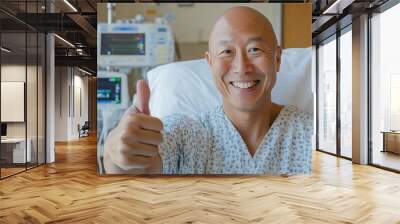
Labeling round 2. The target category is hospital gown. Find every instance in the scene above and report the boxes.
[159,105,313,175]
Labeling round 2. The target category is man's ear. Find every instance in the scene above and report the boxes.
[275,46,282,72]
[205,51,212,66]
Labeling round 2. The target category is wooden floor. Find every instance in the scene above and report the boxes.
[1,167,26,178]
[1,135,400,223]
[373,150,400,171]
[1,163,45,178]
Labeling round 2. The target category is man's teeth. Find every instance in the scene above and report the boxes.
[231,81,258,89]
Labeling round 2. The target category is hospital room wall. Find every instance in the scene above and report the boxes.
[97,3,283,61]
[54,67,89,141]
[282,4,312,49]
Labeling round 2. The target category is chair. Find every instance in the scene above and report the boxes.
[78,121,90,138]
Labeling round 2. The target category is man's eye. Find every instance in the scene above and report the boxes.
[248,48,261,53]
[219,49,232,55]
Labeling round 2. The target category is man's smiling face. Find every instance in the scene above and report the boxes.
[206,7,282,112]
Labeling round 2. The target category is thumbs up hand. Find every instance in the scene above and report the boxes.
[134,79,151,115]
[104,80,163,174]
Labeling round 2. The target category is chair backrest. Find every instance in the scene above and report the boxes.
[82,121,90,129]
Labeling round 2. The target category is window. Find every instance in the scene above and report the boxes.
[371,2,400,171]
[340,29,352,158]
[317,36,337,155]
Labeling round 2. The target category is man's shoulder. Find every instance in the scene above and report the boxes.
[280,105,312,128]
[282,105,311,118]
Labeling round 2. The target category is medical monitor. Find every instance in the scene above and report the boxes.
[97,23,174,67]
[100,33,145,55]
[98,77,122,104]
[97,71,129,110]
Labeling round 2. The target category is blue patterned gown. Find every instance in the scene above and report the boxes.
[158,105,313,175]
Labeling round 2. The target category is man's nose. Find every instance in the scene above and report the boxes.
[233,51,253,75]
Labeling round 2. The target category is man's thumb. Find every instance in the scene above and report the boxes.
[135,80,150,115]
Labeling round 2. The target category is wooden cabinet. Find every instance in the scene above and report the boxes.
[382,132,400,154]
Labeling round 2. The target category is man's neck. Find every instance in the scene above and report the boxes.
[222,99,279,157]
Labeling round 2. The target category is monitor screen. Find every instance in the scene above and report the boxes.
[1,123,7,137]
[97,77,122,104]
[100,33,145,55]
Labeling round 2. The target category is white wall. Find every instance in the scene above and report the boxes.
[1,65,26,81]
[54,67,89,141]
[55,67,68,141]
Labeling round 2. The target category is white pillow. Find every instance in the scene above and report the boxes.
[148,48,312,118]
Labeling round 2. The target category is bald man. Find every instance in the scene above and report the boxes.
[103,6,313,174]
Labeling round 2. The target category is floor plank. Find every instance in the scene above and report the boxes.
[0,135,400,223]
